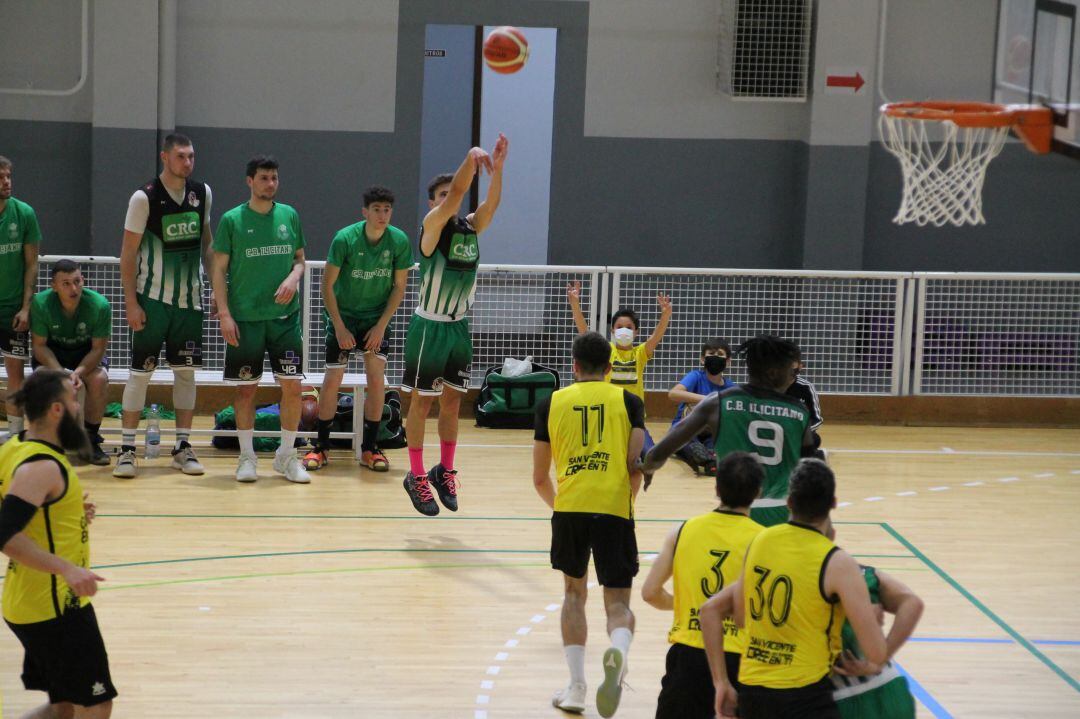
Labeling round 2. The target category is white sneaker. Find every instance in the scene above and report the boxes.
[236,453,258,483]
[170,444,205,475]
[113,449,138,479]
[273,452,311,484]
[596,648,626,718]
[552,682,586,714]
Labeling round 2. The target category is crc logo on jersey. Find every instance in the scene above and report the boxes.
[76,322,87,334]
[277,224,290,241]
[449,233,478,262]
[381,250,390,261]
[142,356,158,371]
[7,222,17,239]
[162,211,201,245]
[350,268,391,280]
[238,365,254,381]
[187,191,200,208]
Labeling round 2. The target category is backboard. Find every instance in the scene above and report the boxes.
[995,0,1079,157]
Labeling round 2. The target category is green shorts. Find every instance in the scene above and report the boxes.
[324,313,391,368]
[749,503,790,528]
[0,306,30,361]
[399,314,472,395]
[130,294,204,372]
[223,312,303,384]
[836,675,915,719]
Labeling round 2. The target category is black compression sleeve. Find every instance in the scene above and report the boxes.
[0,494,38,550]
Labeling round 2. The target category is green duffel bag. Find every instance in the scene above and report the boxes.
[475,363,560,429]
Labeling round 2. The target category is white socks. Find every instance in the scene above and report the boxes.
[239,429,255,457]
[610,627,633,658]
[279,430,297,456]
[564,644,586,685]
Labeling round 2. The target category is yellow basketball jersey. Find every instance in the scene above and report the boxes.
[738,522,844,689]
[548,381,635,519]
[0,436,92,624]
[606,342,649,401]
[669,510,764,651]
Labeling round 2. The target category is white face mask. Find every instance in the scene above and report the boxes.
[612,327,634,347]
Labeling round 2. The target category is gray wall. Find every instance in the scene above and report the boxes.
[0,0,1077,271]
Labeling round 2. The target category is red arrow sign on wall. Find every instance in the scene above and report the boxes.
[826,72,865,92]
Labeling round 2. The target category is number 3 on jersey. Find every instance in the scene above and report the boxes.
[748,420,784,465]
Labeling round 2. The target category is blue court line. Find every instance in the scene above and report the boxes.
[895,660,954,719]
[910,637,1080,647]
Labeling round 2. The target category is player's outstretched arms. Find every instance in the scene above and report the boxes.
[643,394,719,480]
[566,281,589,334]
[827,550,887,668]
[644,292,673,356]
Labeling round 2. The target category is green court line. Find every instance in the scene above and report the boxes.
[93,547,915,571]
[97,560,551,592]
[95,512,878,525]
[882,522,1080,694]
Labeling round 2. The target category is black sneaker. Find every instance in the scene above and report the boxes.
[427,463,459,512]
[87,443,111,466]
[403,472,439,516]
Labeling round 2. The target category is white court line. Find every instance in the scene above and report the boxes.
[929,486,950,492]
[530,615,546,624]
[475,711,488,719]
[1072,469,1080,475]
[481,680,494,690]
[504,639,518,648]
[865,496,884,502]
[486,666,500,676]
[545,603,561,612]
[457,444,1080,457]
[476,695,490,705]
[999,477,1020,483]
[516,627,531,636]
[837,501,853,508]
[896,491,917,497]
[495,652,509,661]
[963,481,985,487]
[1034,472,1055,478]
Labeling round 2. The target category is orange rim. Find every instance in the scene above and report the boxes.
[881,101,1054,153]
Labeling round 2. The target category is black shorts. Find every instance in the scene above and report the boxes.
[0,323,30,361]
[739,676,839,719]
[656,644,741,719]
[550,511,638,588]
[31,347,109,373]
[5,604,118,707]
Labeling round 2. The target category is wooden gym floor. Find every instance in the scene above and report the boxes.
[1,421,1078,718]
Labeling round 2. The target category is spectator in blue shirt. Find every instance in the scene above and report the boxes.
[667,338,734,475]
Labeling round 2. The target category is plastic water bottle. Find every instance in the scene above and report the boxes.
[145,404,161,459]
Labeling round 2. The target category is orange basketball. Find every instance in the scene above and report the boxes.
[483,26,529,74]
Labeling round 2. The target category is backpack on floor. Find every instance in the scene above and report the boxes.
[328,389,406,449]
[475,363,560,430]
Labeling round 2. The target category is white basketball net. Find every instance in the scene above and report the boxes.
[879,114,1010,227]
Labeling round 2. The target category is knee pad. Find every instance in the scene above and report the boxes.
[172,368,197,411]
[122,371,152,413]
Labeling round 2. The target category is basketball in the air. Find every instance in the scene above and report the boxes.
[483,26,529,74]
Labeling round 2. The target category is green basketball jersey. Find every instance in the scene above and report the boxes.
[0,198,42,311]
[326,221,412,320]
[213,202,305,322]
[831,566,916,718]
[134,178,208,311]
[29,288,111,352]
[714,384,810,500]
[416,216,478,322]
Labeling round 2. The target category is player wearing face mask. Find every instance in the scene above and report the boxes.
[667,338,735,476]
[567,285,673,455]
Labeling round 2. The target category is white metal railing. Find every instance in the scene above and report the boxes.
[25,257,1080,398]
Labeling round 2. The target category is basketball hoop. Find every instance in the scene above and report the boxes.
[879,101,1054,227]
